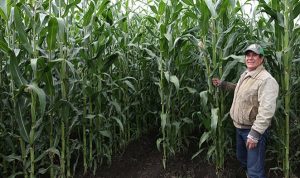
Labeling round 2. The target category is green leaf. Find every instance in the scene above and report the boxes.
[99,130,112,139]
[65,60,75,76]
[183,10,198,19]
[110,100,121,113]
[198,0,210,35]
[207,145,216,159]
[9,54,27,87]
[2,154,22,162]
[170,75,180,91]
[149,5,157,14]
[0,0,9,20]
[15,97,29,143]
[181,0,194,6]
[211,108,219,131]
[199,90,208,106]
[158,1,166,15]
[101,53,119,72]
[223,54,244,63]
[167,74,180,90]
[182,117,193,124]
[112,116,124,132]
[221,60,239,81]
[145,25,159,38]
[57,17,66,42]
[14,7,32,54]
[123,80,136,92]
[161,113,167,130]
[97,0,110,16]
[62,0,81,17]
[259,2,284,27]
[143,48,157,58]
[293,58,300,63]
[191,148,204,160]
[172,121,180,136]
[85,114,96,119]
[26,83,46,117]
[291,1,300,20]
[0,36,11,54]
[185,87,197,94]
[83,2,95,26]
[199,131,210,148]
[35,148,60,162]
[30,58,38,77]
[205,0,217,18]
[7,172,23,178]
[47,17,58,50]
[156,138,164,151]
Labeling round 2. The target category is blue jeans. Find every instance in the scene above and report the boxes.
[236,128,268,178]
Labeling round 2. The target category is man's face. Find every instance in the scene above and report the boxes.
[245,51,263,71]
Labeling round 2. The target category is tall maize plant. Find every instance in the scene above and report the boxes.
[258,0,300,176]
[191,0,248,174]
[0,1,48,178]
[0,0,299,177]
[144,0,203,168]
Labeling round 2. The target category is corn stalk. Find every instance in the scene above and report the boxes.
[282,0,291,176]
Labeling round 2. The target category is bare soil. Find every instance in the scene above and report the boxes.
[77,130,298,178]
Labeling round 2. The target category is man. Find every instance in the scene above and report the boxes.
[212,44,279,178]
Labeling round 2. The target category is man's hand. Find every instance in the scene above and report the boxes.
[246,138,257,150]
[212,78,221,87]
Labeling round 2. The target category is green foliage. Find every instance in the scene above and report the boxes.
[0,0,299,177]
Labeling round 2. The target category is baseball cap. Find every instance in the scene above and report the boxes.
[244,44,264,56]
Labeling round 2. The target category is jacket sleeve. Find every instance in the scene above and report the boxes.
[249,77,279,140]
[219,81,236,91]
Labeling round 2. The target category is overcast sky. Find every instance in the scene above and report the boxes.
[110,0,258,17]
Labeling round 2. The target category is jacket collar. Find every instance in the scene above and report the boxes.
[244,65,265,79]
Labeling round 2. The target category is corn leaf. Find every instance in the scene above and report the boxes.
[291,1,300,20]
[181,0,194,6]
[47,17,58,50]
[199,131,210,148]
[26,83,46,117]
[158,1,166,15]
[62,0,81,17]
[100,53,119,72]
[156,138,164,151]
[99,130,112,139]
[211,108,219,131]
[9,55,27,87]
[199,90,208,106]
[83,2,94,27]
[0,0,9,21]
[161,113,167,130]
[97,0,110,16]
[112,116,124,132]
[15,97,29,143]
[204,0,217,18]
[57,17,66,42]
[35,147,60,162]
[0,36,11,54]
[221,60,239,81]
[14,7,32,54]
[170,75,180,91]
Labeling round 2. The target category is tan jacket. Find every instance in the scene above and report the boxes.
[229,65,279,138]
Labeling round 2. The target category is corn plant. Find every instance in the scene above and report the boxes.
[258,0,300,176]
[0,0,299,177]
[191,0,242,174]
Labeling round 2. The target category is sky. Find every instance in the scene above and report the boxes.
[110,0,299,25]
[110,0,258,16]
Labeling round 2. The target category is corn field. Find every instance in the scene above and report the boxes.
[0,0,299,177]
